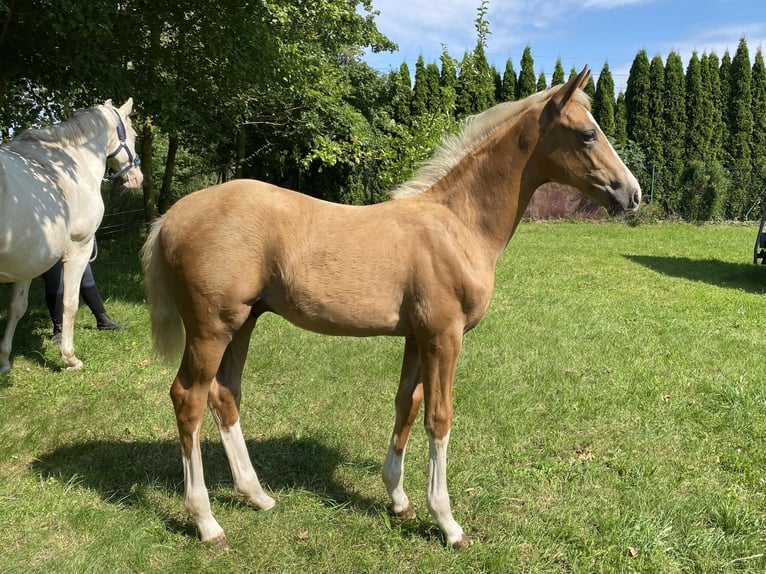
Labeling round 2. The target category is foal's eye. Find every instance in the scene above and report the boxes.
[582,129,597,144]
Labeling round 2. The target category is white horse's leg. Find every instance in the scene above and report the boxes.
[59,243,92,370]
[0,280,31,372]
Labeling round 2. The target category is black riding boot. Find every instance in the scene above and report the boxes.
[96,313,129,331]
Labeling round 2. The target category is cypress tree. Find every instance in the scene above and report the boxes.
[473,41,496,111]
[425,62,442,114]
[499,58,517,101]
[704,52,725,163]
[537,71,547,91]
[391,63,412,125]
[646,54,666,207]
[456,51,476,118]
[727,37,753,218]
[517,46,536,98]
[685,52,709,161]
[439,47,458,116]
[719,50,732,163]
[411,55,429,117]
[614,91,628,146]
[662,51,686,213]
[752,48,766,197]
[625,50,652,154]
[592,62,616,138]
[552,58,565,86]
[584,75,596,99]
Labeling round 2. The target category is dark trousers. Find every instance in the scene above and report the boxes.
[42,261,106,331]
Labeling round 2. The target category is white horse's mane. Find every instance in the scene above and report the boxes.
[9,106,114,150]
[392,84,591,199]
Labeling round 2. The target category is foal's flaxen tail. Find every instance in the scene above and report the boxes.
[141,217,185,362]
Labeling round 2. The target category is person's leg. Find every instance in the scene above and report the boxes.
[79,263,128,331]
[42,261,64,340]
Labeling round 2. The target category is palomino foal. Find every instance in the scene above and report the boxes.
[141,68,640,549]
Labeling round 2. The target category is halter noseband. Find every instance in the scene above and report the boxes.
[104,109,141,181]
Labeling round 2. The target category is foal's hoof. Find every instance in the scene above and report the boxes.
[450,534,472,550]
[394,505,416,520]
[207,534,230,551]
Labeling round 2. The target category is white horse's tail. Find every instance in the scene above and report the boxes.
[141,217,185,362]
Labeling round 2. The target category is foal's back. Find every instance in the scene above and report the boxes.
[159,179,494,337]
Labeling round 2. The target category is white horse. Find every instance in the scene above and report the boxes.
[0,99,143,372]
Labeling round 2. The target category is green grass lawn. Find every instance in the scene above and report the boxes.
[1,221,766,573]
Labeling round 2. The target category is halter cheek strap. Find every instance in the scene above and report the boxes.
[104,109,141,181]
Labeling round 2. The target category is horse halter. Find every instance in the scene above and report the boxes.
[104,109,141,180]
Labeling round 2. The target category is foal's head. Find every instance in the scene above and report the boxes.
[535,67,641,214]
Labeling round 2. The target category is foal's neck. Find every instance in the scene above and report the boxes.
[429,112,540,258]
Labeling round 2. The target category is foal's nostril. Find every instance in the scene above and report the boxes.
[632,189,642,207]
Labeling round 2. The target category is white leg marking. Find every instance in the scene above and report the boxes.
[220,421,275,510]
[426,431,466,546]
[382,435,411,514]
[184,428,225,543]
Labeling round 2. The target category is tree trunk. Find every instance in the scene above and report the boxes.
[141,115,155,221]
[158,133,178,214]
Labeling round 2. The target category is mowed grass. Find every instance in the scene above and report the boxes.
[1,221,766,573]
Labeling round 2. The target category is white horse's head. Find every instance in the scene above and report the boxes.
[105,98,143,189]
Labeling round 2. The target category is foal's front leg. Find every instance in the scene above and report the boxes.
[383,337,423,519]
[420,327,470,548]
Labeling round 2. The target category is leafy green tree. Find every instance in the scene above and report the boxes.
[592,63,616,138]
[679,161,728,221]
[517,46,537,98]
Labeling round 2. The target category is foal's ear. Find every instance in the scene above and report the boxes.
[550,65,590,112]
[118,97,134,115]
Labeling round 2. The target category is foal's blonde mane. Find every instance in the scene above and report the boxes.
[10,105,116,150]
[392,83,591,199]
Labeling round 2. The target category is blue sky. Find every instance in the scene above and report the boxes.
[363,0,766,93]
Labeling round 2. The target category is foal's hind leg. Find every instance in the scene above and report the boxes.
[0,280,31,372]
[208,315,275,511]
[383,336,423,519]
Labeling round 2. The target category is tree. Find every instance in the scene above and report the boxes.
[727,37,753,218]
[592,62,616,138]
[646,54,665,208]
[411,55,430,117]
[752,48,766,198]
[625,50,653,196]
[439,47,458,115]
[662,51,686,214]
[685,52,708,161]
[537,72,547,91]
[499,58,517,101]
[517,46,537,98]
[703,52,725,163]
[614,91,628,146]
[552,59,565,86]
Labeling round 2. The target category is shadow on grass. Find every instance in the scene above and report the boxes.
[625,254,766,294]
[31,435,383,539]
